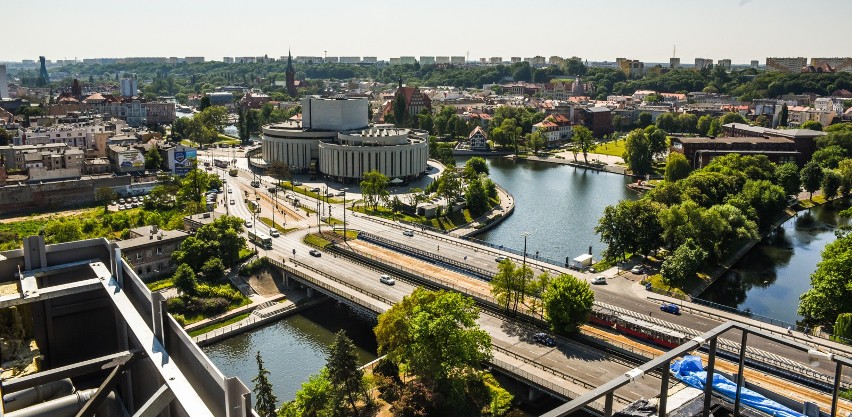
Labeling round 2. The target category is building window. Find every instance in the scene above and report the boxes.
[146,266,152,274]
[137,268,142,275]
[136,253,142,260]
[156,247,163,255]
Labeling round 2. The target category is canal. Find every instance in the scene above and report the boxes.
[700,198,851,325]
[202,300,378,404]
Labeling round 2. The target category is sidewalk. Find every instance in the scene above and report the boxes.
[451,184,515,237]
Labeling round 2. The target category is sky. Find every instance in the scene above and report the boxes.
[5,0,852,64]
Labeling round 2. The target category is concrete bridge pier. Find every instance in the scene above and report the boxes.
[306,287,315,298]
[528,386,544,402]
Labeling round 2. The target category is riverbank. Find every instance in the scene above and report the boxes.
[518,153,630,176]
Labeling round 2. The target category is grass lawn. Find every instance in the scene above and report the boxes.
[259,217,298,234]
[304,233,333,248]
[147,277,175,292]
[646,273,689,300]
[593,140,627,158]
[279,181,343,204]
[187,312,251,337]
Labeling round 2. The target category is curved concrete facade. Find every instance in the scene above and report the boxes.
[260,97,429,180]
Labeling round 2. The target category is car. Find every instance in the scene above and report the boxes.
[119,198,125,204]
[335,191,346,196]
[230,200,235,205]
[227,189,233,194]
[403,230,414,237]
[532,332,556,347]
[630,265,645,274]
[244,220,253,228]
[292,181,302,186]
[269,228,280,237]
[310,187,321,192]
[592,276,607,285]
[660,303,681,315]
[495,255,508,262]
[379,274,395,285]
[309,249,321,257]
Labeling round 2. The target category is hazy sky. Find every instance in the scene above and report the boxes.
[6,0,852,64]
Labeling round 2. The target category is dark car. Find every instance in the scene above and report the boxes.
[660,303,680,315]
[309,249,321,257]
[532,332,556,347]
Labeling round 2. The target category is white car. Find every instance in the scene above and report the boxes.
[227,189,233,194]
[244,220,253,228]
[403,230,414,237]
[379,274,395,285]
[630,265,644,274]
[592,276,607,285]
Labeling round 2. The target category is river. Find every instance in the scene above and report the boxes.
[458,156,638,262]
[202,300,378,404]
[700,198,850,325]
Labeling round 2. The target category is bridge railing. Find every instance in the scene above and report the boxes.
[358,231,494,280]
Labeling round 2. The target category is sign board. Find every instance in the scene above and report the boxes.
[174,148,197,175]
[117,150,144,169]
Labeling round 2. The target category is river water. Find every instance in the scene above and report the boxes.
[202,300,378,404]
[700,198,850,324]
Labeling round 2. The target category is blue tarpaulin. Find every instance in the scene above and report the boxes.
[670,355,803,417]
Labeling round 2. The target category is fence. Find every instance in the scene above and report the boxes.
[193,303,298,346]
[358,231,494,280]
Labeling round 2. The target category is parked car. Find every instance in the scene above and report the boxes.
[630,265,644,274]
[379,274,395,285]
[660,303,681,315]
[532,332,556,347]
[403,230,414,237]
[592,276,607,285]
[309,249,321,257]
[495,255,508,262]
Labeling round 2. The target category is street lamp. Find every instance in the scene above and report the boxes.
[519,231,531,315]
[316,200,321,233]
[342,188,348,241]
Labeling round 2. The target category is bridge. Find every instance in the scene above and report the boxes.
[214,159,852,416]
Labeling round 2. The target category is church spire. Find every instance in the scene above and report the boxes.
[286,49,296,97]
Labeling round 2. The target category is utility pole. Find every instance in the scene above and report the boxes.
[342,189,347,241]
[517,232,531,315]
[316,200,321,233]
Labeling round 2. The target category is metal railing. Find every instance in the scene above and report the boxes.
[358,231,494,280]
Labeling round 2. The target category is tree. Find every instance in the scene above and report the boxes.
[281,368,334,417]
[572,125,595,164]
[779,103,788,127]
[0,128,12,146]
[491,259,518,313]
[834,313,852,343]
[512,64,532,82]
[707,118,722,137]
[326,330,369,416]
[801,120,822,131]
[811,145,846,170]
[800,161,824,198]
[645,125,668,158]
[173,263,197,295]
[463,156,489,179]
[660,238,707,288]
[252,352,278,417]
[838,159,852,195]
[720,112,748,125]
[528,130,545,154]
[95,187,117,212]
[200,257,226,281]
[696,115,713,136]
[754,115,771,128]
[732,179,787,226]
[664,153,691,182]
[392,93,407,127]
[799,231,852,326]
[436,169,462,211]
[198,96,211,111]
[542,274,594,335]
[622,129,653,175]
[676,113,698,134]
[465,176,489,216]
[42,220,83,244]
[374,288,491,385]
[144,146,162,170]
[821,169,842,199]
[360,170,390,211]
[638,112,653,128]
[656,113,677,132]
[775,163,801,197]
[266,161,292,180]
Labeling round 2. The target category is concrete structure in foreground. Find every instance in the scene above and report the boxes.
[261,95,429,181]
[0,236,253,416]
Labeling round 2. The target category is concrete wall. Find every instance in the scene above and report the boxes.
[0,175,131,215]
[301,97,368,131]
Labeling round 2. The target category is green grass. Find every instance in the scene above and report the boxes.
[593,140,626,158]
[147,277,175,292]
[187,312,251,337]
[279,182,343,204]
[0,218,51,250]
[259,217,298,234]
[238,248,254,261]
[645,273,689,300]
[325,217,343,226]
[304,233,332,248]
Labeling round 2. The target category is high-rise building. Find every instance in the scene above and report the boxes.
[717,59,731,70]
[694,58,713,69]
[669,58,681,68]
[420,56,435,65]
[766,57,807,73]
[39,56,50,85]
[0,64,8,99]
[751,60,760,69]
[120,78,138,97]
[810,57,852,73]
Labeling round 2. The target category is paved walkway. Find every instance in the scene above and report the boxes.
[450,185,514,237]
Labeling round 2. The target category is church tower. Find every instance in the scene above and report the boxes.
[286,50,296,97]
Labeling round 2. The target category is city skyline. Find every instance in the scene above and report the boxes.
[5,0,852,64]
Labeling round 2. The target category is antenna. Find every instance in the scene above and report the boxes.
[672,45,676,58]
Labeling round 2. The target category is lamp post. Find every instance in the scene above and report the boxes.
[518,231,531,315]
[316,200,321,233]
[342,188,347,241]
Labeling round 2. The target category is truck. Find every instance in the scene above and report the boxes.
[269,228,280,238]
[248,230,272,249]
[569,254,593,270]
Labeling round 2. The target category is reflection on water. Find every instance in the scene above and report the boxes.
[458,157,637,262]
[203,300,377,403]
[701,199,851,323]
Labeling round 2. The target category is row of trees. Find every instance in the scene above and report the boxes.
[491,259,595,334]
[171,105,228,144]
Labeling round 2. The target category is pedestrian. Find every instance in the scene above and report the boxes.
[464,255,467,261]
[787,326,793,336]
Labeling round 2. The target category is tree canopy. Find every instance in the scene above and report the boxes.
[542,274,595,334]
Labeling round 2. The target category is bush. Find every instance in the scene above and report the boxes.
[166,297,185,312]
[239,257,267,276]
[198,297,229,316]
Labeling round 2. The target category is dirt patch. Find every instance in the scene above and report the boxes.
[246,266,284,297]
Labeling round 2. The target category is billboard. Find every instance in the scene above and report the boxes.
[174,148,197,175]
[117,150,145,170]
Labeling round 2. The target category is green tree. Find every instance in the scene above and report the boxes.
[200,257,226,281]
[491,259,518,313]
[374,288,491,386]
[252,352,278,417]
[676,113,698,134]
[833,313,852,343]
[436,169,462,211]
[696,115,713,136]
[199,96,211,111]
[800,161,824,198]
[731,179,787,226]
[463,156,489,179]
[779,103,788,127]
[707,118,722,137]
[811,145,846,170]
[801,120,822,131]
[393,93,407,127]
[173,263,197,295]
[645,125,668,158]
[622,129,653,175]
[660,238,707,288]
[144,146,162,170]
[775,163,801,197]
[720,112,748,125]
[464,176,489,216]
[266,161,292,180]
[821,169,842,199]
[280,368,334,417]
[360,170,390,211]
[542,274,594,335]
[42,220,83,244]
[326,330,369,416]
[572,125,596,164]
[638,112,653,128]
[838,159,852,195]
[0,128,12,146]
[95,187,117,213]
[799,231,852,326]
[528,130,545,154]
[655,113,676,132]
[664,153,691,182]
